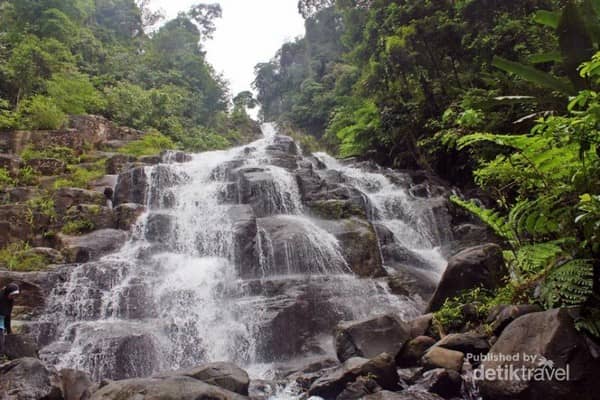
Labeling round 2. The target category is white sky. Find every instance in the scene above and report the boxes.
[150,0,306,97]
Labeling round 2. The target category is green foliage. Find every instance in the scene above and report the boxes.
[17,96,66,129]
[16,166,38,186]
[117,131,176,157]
[20,146,79,164]
[0,168,15,187]
[62,219,94,235]
[0,241,47,271]
[540,259,595,308]
[433,288,495,333]
[26,195,57,222]
[46,72,106,114]
[53,162,105,189]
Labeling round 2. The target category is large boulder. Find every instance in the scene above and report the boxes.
[228,205,258,278]
[421,347,464,372]
[113,166,148,206]
[0,204,52,247]
[168,362,250,395]
[334,314,411,362]
[0,358,63,400]
[434,332,490,358]
[59,369,93,400]
[396,336,436,367]
[64,204,116,231]
[105,154,137,175]
[427,244,507,312]
[54,188,106,212]
[478,308,600,400]
[486,304,542,336]
[3,334,39,359]
[317,218,386,278]
[90,375,247,400]
[308,353,399,399]
[114,203,146,230]
[59,229,128,262]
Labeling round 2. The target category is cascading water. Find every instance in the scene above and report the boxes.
[37,123,455,383]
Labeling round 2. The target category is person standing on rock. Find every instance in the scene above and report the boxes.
[0,283,20,356]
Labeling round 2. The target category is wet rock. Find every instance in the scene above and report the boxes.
[486,304,542,336]
[138,155,161,165]
[318,218,386,277]
[479,308,600,400]
[248,380,277,400]
[413,368,462,399]
[211,159,245,181]
[113,167,148,206]
[59,369,93,400]
[235,167,286,217]
[145,213,175,242]
[426,244,507,312]
[105,154,136,175]
[451,223,500,251]
[228,205,258,278]
[161,150,192,163]
[0,358,63,400]
[336,375,381,400]
[434,332,489,357]
[374,224,433,272]
[386,269,437,300]
[147,165,185,208]
[170,362,250,395]
[334,314,411,362]
[65,204,116,231]
[396,336,436,367]
[3,333,39,359]
[114,203,146,230]
[267,135,298,155]
[422,347,464,372]
[307,199,367,219]
[308,354,399,399]
[362,391,445,400]
[407,314,434,338]
[60,229,128,263]
[26,158,67,175]
[90,375,247,400]
[54,187,106,212]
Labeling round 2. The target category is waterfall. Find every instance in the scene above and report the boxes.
[37,123,454,381]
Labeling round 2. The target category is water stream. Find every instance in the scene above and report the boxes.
[37,123,454,383]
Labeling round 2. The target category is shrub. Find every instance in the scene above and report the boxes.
[118,130,176,157]
[0,241,47,271]
[20,145,79,164]
[62,219,94,235]
[26,195,57,221]
[0,168,15,187]
[16,166,38,186]
[53,161,105,189]
[18,95,66,130]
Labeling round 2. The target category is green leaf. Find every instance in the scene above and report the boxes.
[529,51,562,64]
[533,10,560,28]
[492,56,576,95]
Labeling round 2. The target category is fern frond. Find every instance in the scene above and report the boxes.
[540,259,595,308]
[513,241,566,274]
[450,196,514,241]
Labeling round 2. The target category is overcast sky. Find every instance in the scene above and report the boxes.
[150,0,306,97]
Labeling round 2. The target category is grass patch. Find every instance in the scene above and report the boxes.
[62,219,95,235]
[26,195,57,222]
[53,160,105,190]
[0,241,47,271]
[118,130,176,157]
[0,167,15,187]
[20,145,80,164]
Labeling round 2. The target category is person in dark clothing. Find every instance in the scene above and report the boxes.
[0,283,20,355]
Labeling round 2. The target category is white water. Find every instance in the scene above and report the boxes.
[38,123,452,383]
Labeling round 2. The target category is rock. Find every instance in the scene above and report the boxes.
[0,186,41,204]
[396,336,436,367]
[265,137,299,169]
[88,175,118,194]
[26,158,67,175]
[308,353,399,399]
[113,167,148,206]
[248,380,277,400]
[318,218,386,277]
[138,155,161,165]
[105,154,137,175]
[422,347,464,372]
[161,150,192,163]
[0,154,22,172]
[235,167,285,217]
[145,213,175,242]
[0,270,62,320]
[228,205,258,278]
[171,362,250,395]
[413,368,462,399]
[21,247,65,265]
[362,391,445,400]
[60,229,128,262]
[386,269,437,300]
[68,115,144,143]
[479,308,600,400]
[335,314,411,362]
[65,204,116,231]
[486,304,542,335]
[3,334,39,359]
[60,369,93,400]
[0,358,63,400]
[54,188,106,212]
[114,203,146,230]
[434,332,489,357]
[307,199,367,220]
[407,314,434,338]
[90,375,247,400]
[426,244,507,312]
[0,204,52,247]
[336,375,381,400]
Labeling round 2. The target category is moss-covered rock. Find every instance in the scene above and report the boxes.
[308,199,367,220]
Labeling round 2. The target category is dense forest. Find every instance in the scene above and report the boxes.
[0,0,257,152]
[255,0,600,335]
